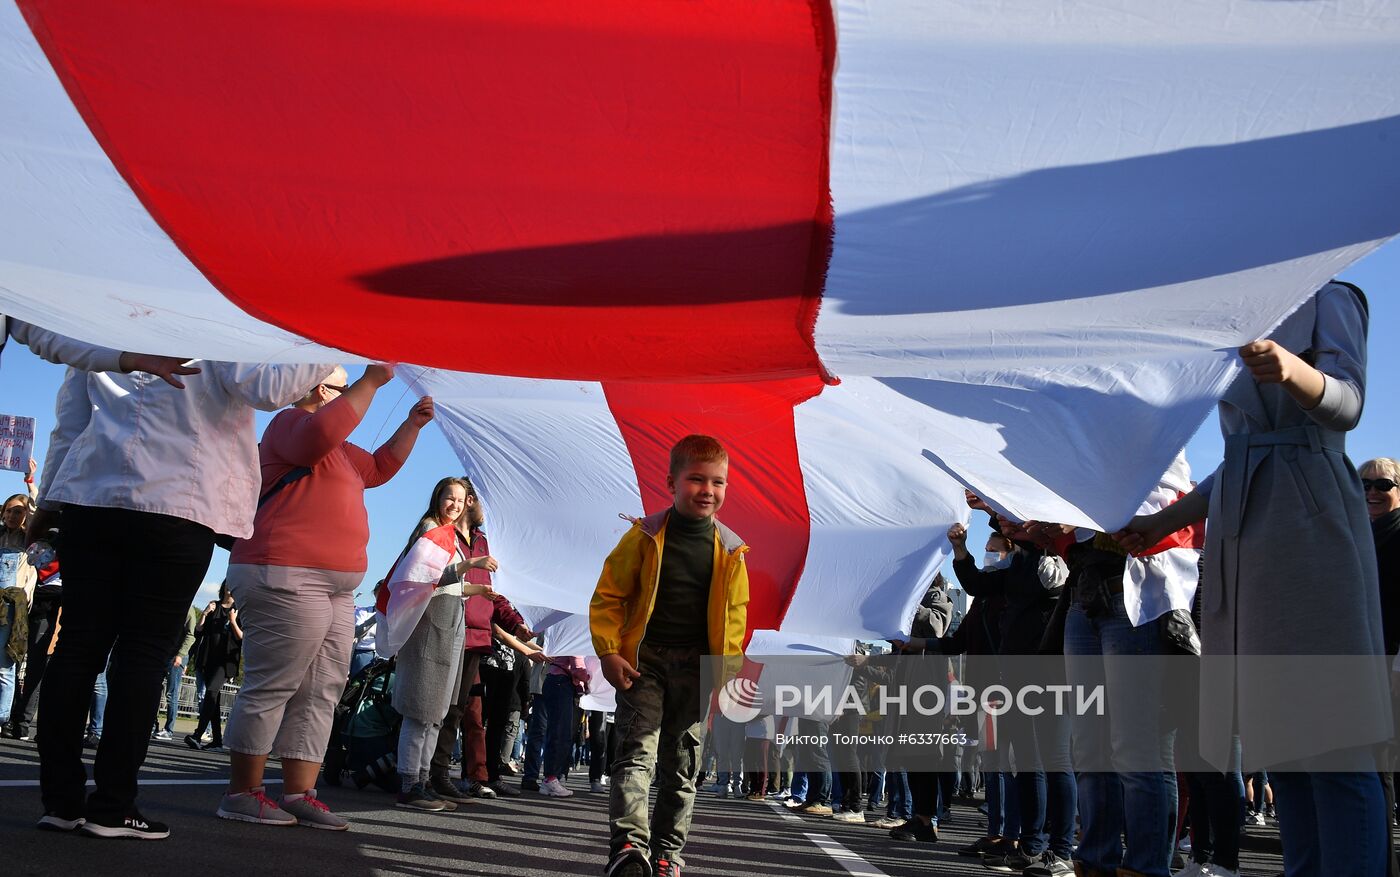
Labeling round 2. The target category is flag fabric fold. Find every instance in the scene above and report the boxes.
[380,523,459,658]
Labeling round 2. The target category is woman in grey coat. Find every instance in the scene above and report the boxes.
[391,477,497,811]
[1124,282,1389,877]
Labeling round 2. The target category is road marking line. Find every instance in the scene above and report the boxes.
[0,778,280,788]
[768,800,802,822]
[803,832,890,877]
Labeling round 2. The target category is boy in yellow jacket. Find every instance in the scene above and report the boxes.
[592,434,749,877]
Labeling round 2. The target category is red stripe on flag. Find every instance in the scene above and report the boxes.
[603,378,825,640]
[1139,491,1206,556]
[21,0,836,383]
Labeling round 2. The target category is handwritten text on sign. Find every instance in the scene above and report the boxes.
[0,415,35,472]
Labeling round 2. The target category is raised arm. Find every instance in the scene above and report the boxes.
[947,522,1005,598]
[362,396,434,488]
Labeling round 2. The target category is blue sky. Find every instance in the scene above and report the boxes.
[3,247,1397,608]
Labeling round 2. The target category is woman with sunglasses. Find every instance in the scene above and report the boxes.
[1120,282,1389,877]
[1363,460,1400,658]
[217,364,434,830]
[1362,457,1400,870]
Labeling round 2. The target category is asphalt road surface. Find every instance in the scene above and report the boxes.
[0,739,1286,876]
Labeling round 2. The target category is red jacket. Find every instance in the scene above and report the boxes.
[461,529,528,652]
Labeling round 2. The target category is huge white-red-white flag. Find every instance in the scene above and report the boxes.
[3,0,1399,647]
[380,523,458,658]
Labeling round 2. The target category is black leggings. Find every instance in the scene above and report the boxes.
[480,663,515,782]
[193,666,227,746]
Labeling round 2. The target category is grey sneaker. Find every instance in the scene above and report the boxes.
[216,787,297,826]
[278,790,347,831]
[421,783,458,812]
[396,783,446,811]
[1023,850,1075,877]
[487,780,521,798]
[428,775,472,803]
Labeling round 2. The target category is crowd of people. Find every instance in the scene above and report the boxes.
[0,277,1395,877]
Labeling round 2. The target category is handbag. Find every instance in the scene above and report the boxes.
[1159,608,1201,656]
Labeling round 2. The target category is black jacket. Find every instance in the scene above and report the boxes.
[1374,508,1400,658]
[951,552,1056,656]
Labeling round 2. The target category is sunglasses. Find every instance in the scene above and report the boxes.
[1362,478,1398,493]
[321,383,348,394]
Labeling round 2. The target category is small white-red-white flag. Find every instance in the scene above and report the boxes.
[381,523,458,658]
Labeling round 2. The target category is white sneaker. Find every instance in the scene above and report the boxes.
[832,810,865,824]
[1201,867,1240,877]
[1248,811,1265,827]
[1172,864,1205,877]
[539,778,573,798]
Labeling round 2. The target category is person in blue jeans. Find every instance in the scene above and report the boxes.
[520,694,546,791]
[1063,543,1177,877]
[85,659,109,745]
[985,770,1022,843]
[0,490,35,725]
[154,605,199,740]
[525,656,585,798]
[793,717,832,813]
[0,615,15,725]
[884,769,912,825]
[948,519,1071,872]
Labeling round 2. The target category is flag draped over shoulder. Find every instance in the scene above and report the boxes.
[381,523,458,657]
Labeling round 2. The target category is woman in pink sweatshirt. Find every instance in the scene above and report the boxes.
[217,364,432,830]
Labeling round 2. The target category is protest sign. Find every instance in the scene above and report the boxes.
[0,415,35,472]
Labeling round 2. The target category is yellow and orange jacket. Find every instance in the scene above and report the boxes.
[590,508,749,666]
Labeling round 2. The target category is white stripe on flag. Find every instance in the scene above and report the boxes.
[816,0,1400,529]
[785,381,963,640]
[402,370,643,620]
[382,526,455,657]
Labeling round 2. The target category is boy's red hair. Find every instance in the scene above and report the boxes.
[669,434,728,475]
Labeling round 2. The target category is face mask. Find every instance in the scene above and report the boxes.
[982,552,1012,570]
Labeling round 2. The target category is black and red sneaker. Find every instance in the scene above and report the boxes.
[604,843,651,877]
[654,858,681,877]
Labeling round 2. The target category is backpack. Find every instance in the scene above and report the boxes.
[323,658,401,792]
